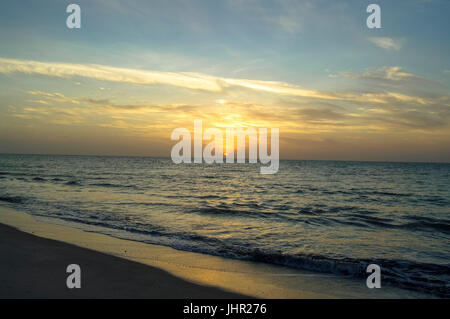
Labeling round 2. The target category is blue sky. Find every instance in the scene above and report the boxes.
[0,0,449,161]
[1,0,449,80]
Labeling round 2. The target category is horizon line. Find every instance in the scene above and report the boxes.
[0,152,448,165]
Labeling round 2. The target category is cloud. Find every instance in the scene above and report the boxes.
[0,58,441,109]
[298,108,347,121]
[336,66,448,100]
[343,66,416,81]
[227,0,353,35]
[0,57,325,97]
[6,88,448,138]
[368,37,404,51]
[28,91,80,105]
[0,57,347,100]
[0,58,222,92]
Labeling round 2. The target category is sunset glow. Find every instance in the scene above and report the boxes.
[0,1,449,162]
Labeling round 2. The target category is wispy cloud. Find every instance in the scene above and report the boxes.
[0,58,222,92]
[342,66,415,81]
[28,90,80,105]
[15,90,450,135]
[368,37,404,51]
[0,58,433,107]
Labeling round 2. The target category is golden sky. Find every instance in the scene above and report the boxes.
[0,1,449,162]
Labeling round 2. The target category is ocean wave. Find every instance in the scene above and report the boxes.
[403,216,450,234]
[89,182,139,189]
[65,180,80,186]
[191,206,290,222]
[324,212,450,235]
[0,195,26,204]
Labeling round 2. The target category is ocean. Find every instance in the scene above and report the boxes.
[0,154,449,297]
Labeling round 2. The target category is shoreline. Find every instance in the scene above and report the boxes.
[0,206,434,298]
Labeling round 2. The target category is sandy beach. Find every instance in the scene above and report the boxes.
[0,222,248,298]
[0,206,434,299]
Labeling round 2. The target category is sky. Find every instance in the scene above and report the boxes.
[0,0,449,162]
